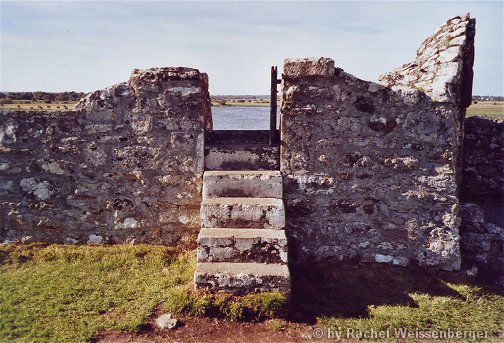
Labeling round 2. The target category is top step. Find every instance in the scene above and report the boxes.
[203,170,282,199]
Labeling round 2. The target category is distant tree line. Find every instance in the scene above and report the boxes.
[473,95,504,102]
[0,91,87,102]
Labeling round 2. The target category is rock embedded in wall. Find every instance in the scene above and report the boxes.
[281,14,476,271]
[0,67,211,245]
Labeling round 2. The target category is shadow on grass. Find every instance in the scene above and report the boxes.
[288,260,501,323]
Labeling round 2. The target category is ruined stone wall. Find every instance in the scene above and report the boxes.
[280,15,475,271]
[460,116,503,285]
[0,67,211,245]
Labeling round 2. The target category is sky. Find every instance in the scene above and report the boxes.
[1,1,503,95]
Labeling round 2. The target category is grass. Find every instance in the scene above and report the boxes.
[268,319,288,332]
[0,244,286,342]
[0,244,194,342]
[164,287,287,321]
[320,284,504,341]
[292,261,504,342]
[1,245,503,342]
[0,100,77,111]
[467,101,504,120]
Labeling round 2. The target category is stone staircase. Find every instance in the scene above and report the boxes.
[194,170,290,294]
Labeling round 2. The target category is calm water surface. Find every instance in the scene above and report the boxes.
[211,106,279,130]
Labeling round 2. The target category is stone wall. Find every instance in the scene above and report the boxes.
[280,15,475,271]
[2,14,501,280]
[460,116,503,285]
[0,67,211,245]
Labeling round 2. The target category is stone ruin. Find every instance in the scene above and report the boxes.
[281,14,475,272]
[1,14,503,292]
[1,68,211,245]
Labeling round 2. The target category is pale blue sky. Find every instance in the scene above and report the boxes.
[1,1,503,95]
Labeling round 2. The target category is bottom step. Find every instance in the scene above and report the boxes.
[194,262,290,295]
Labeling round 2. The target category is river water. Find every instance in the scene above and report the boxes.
[211,106,279,130]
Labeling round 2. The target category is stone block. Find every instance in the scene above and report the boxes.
[1,66,209,246]
[280,15,476,271]
[200,197,285,229]
[194,262,290,294]
[197,228,287,264]
[203,170,282,199]
[284,57,335,78]
[205,145,279,171]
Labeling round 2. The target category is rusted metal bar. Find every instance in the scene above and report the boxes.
[269,66,278,146]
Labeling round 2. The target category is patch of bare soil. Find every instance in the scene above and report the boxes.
[95,316,316,343]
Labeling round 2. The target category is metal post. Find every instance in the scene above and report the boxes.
[269,66,278,146]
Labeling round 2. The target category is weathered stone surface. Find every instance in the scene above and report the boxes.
[379,14,475,107]
[155,313,178,330]
[284,57,335,79]
[203,171,282,199]
[194,262,290,294]
[195,166,290,294]
[0,67,210,244]
[280,15,476,271]
[3,14,499,288]
[205,145,279,171]
[200,197,285,229]
[204,130,279,171]
[197,228,287,264]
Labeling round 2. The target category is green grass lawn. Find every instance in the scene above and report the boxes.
[0,244,195,342]
[320,285,503,341]
[1,244,503,342]
[0,244,285,342]
[467,101,504,120]
[0,100,77,111]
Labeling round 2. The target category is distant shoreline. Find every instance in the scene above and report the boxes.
[0,98,502,120]
[211,101,272,107]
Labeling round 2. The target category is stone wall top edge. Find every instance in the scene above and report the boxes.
[283,15,475,106]
[466,115,504,124]
[283,57,335,78]
[130,67,207,82]
[376,14,475,104]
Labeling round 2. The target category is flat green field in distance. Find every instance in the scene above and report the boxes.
[467,101,504,120]
[0,100,77,111]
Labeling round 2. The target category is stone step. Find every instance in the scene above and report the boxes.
[200,197,285,229]
[194,262,290,294]
[197,228,287,264]
[203,170,282,199]
[205,144,279,171]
